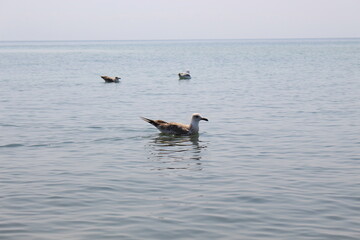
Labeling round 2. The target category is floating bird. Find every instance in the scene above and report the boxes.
[178,70,191,79]
[141,113,208,135]
[101,76,121,83]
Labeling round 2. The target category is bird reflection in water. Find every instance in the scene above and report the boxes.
[145,134,207,171]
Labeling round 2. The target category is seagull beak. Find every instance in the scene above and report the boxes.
[201,117,208,121]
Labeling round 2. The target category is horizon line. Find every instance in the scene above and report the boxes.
[1,37,360,43]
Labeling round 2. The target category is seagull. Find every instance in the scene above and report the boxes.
[101,76,121,83]
[178,70,191,79]
[141,113,208,135]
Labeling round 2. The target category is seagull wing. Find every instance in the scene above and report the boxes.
[158,122,190,135]
[101,76,114,82]
[141,117,190,135]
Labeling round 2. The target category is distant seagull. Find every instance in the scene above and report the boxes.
[101,76,121,83]
[178,70,191,79]
[141,113,208,135]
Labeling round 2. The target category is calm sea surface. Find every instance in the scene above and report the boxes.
[0,39,359,239]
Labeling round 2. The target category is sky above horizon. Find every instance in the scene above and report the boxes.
[1,0,360,41]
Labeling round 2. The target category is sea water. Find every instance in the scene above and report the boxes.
[0,39,359,239]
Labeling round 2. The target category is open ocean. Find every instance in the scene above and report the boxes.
[0,39,359,239]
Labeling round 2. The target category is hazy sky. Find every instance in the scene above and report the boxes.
[1,0,359,41]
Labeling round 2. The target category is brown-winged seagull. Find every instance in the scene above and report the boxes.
[101,76,121,83]
[141,113,208,135]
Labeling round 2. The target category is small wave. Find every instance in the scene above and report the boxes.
[0,123,20,127]
[29,144,50,147]
[93,137,123,143]
[0,143,24,148]
[87,126,103,129]
[0,222,27,228]
[85,186,116,192]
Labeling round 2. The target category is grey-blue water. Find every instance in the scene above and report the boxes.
[0,39,359,240]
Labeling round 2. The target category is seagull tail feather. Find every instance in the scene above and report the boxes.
[140,117,158,126]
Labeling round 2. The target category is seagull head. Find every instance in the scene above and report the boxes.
[191,113,208,122]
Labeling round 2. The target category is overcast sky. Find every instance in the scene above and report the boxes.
[1,0,359,41]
